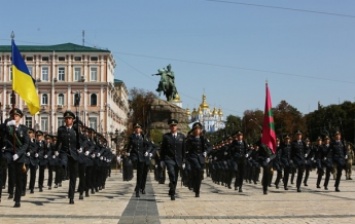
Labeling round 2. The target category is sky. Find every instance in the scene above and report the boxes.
[1,0,355,117]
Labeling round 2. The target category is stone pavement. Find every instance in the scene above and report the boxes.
[0,169,355,224]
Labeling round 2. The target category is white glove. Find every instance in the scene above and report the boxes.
[126,153,130,156]
[345,155,348,159]
[7,120,16,126]
[149,153,153,158]
[324,158,327,161]
[78,148,83,153]
[160,161,165,168]
[224,152,228,155]
[52,155,56,159]
[182,163,186,169]
[155,164,158,168]
[305,154,308,157]
[144,152,148,157]
[13,154,19,161]
[35,153,39,158]
[311,158,314,161]
[117,157,121,163]
[55,151,59,156]
[214,157,217,160]
[245,154,249,158]
[91,154,95,158]
[104,158,107,162]
[85,151,90,156]
[100,156,104,161]
[203,152,207,157]
[266,158,270,163]
[97,153,101,157]
[26,152,30,157]
[44,155,48,159]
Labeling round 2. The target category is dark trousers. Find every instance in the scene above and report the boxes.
[85,166,93,192]
[234,159,245,189]
[165,159,179,193]
[188,158,203,194]
[334,163,343,188]
[135,161,148,192]
[8,162,14,195]
[262,164,272,192]
[316,167,324,187]
[274,168,283,187]
[68,157,78,200]
[38,165,46,189]
[304,166,311,184]
[2,163,7,189]
[323,167,332,188]
[283,166,290,187]
[55,165,63,185]
[296,166,305,190]
[29,164,37,190]
[22,165,29,194]
[91,165,98,190]
[78,163,86,195]
[13,163,23,203]
[47,166,54,187]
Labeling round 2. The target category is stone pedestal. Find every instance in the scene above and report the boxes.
[148,98,189,136]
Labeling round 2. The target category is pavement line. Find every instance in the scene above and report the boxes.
[118,175,160,224]
[158,214,355,219]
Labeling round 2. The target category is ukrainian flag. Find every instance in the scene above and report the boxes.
[11,40,40,115]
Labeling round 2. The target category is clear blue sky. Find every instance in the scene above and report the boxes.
[1,0,355,117]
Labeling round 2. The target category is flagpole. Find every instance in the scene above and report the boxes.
[10,31,16,110]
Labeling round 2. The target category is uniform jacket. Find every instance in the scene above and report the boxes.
[160,132,186,167]
[55,125,81,162]
[3,123,29,164]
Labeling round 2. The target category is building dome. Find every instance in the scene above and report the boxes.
[198,107,203,114]
[191,108,198,116]
[186,108,191,116]
[199,94,209,110]
[212,107,218,116]
[173,93,181,102]
[218,108,223,116]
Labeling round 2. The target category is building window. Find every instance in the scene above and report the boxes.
[73,93,80,106]
[25,117,33,128]
[58,57,65,62]
[58,67,65,81]
[42,94,48,105]
[9,67,12,81]
[91,57,98,61]
[74,67,81,81]
[42,57,49,61]
[58,117,64,127]
[27,66,32,75]
[41,117,48,132]
[58,93,64,105]
[42,67,49,81]
[74,56,81,61]
[89,117,97,130]
[90,67,97,81]
[90,93,97,106]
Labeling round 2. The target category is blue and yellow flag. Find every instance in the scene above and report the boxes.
[11,40,40,115]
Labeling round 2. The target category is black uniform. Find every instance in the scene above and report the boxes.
[185,135,209,197]
[37,139,48,192]
[280,142,292,190]
[127,133,151,197]
[55,125,80,203]
[160,132,185,200]
[291,140,309,192]
[328,140,347,191]
[3,121,29,207]
[28,138,38,193]
[229,140,249,192]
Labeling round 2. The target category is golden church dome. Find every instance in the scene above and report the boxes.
[199,94,209,110]
[173,93,181,102]
[191,108,198,116]
[212,107,218,116]
[218,108,223,116]
[186,108,191,116]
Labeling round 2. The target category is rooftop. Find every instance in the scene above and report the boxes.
[0,42,110,53]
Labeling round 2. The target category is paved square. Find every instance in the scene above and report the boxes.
[0,169,354,224]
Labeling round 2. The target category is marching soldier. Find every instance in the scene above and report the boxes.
[3,108,29,207]
[345,144,354,180]
[54,111,81,204]
[280,135,292,190]
[37,130,47,192]
[229,131,249,192]
[328,131,347,192]
[322,136,332,190]
[291,131,309,192]
[303,138,313,187]
[127,123,152,198]
[314,136,325,189]
[185,122,209,197]
[160,119,185,200]
[46,134,56,190]
[28,129,38,194]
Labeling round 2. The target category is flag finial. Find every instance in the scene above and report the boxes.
[11,31,15,40]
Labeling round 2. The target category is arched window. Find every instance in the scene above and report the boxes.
[58,93,64,105]
[42,94,48,105]
[90,93,97,106]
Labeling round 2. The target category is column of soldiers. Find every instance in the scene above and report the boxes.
[0,109,114,207]
[208,130,353,194]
